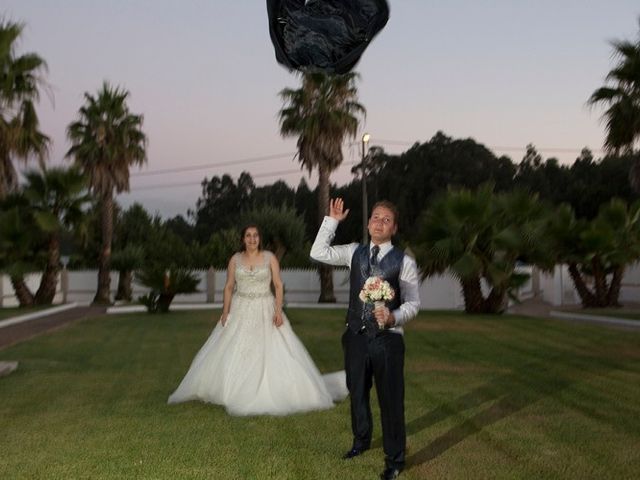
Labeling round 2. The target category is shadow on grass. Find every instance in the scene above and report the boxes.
[371,352,620,469]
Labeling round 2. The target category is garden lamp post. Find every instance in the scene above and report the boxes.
[361,132,370,244]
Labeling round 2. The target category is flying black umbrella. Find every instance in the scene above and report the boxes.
[267,0,390,74]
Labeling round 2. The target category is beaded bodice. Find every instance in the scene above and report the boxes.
[234,252,272,298]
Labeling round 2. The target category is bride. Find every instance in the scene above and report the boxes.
[168,224,346,415]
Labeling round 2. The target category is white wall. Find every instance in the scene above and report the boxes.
[3,263,640,308]
[618,261,640,304]
[1,272,63,307]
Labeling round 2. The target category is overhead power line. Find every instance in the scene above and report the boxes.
[130,152,297,177]
[131,169,302,191]
[130,141,603,180]
[129,160,360,192]
[126,138,604,193]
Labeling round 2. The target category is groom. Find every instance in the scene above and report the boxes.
[311,198,420,480]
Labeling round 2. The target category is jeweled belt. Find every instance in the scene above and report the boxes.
[235,291,272,299]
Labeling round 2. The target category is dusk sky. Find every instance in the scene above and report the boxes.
[4,1,640,218]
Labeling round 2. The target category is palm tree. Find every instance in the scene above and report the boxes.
[0,19,50,198]
[549,199,640,308]
[136,266,199,313]
[111,245,144,302]
[279,72,365,302]
[588,17,640,189]
[112,203,153,301]
[413,185,553,314]
[0,193,41,306]
[66,82,147,304]
[22,166,90,304]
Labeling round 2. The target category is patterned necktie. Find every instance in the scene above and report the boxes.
[370,245,380,268]
[364,245,381,335]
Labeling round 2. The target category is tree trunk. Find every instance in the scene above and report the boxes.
[10,275,34,307]
[317,164,335,302]
[94,193,114,305]
[157,293,175,313]
[460,276,485,313]
[591,256,607,306]
[630,155,640,193]
[0,154,19,200]
[115,270,133,302]
[485,286,507,314]
[34,233,61,305]
[606,265,624,307]
[567,263,597,308]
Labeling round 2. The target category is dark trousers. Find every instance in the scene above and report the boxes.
[342,328,406,470]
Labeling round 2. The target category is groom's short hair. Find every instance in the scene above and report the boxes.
[371,200,399,226]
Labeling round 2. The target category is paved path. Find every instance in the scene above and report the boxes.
[507,297,640,330]
[0,305,107,350]
[0,361,18,377]
[549,310,640,329]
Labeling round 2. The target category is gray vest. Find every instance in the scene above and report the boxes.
[347,244,403,333]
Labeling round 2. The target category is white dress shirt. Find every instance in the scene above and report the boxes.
[310,216,421,334]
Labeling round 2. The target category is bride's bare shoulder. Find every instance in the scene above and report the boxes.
[263,250,279,264]
[229,252,241,266]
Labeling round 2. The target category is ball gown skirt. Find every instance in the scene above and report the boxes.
[168,258,347,416]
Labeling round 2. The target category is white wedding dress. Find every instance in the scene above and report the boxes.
[168,252,347,416]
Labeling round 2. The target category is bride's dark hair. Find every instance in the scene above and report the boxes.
[239,223,262,252]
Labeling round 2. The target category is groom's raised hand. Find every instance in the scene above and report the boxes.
[329,198,350,222]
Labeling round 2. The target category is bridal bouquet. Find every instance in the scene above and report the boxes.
[359,276,395,328]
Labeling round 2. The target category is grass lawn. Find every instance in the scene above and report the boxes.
[1,309,639,479]
[0,305,54,321]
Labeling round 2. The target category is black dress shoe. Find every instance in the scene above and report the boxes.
[342,447,368,459]
[379,467,402,479]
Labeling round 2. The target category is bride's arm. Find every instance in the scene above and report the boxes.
[269,253,284,327]
[220,256,236,325]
